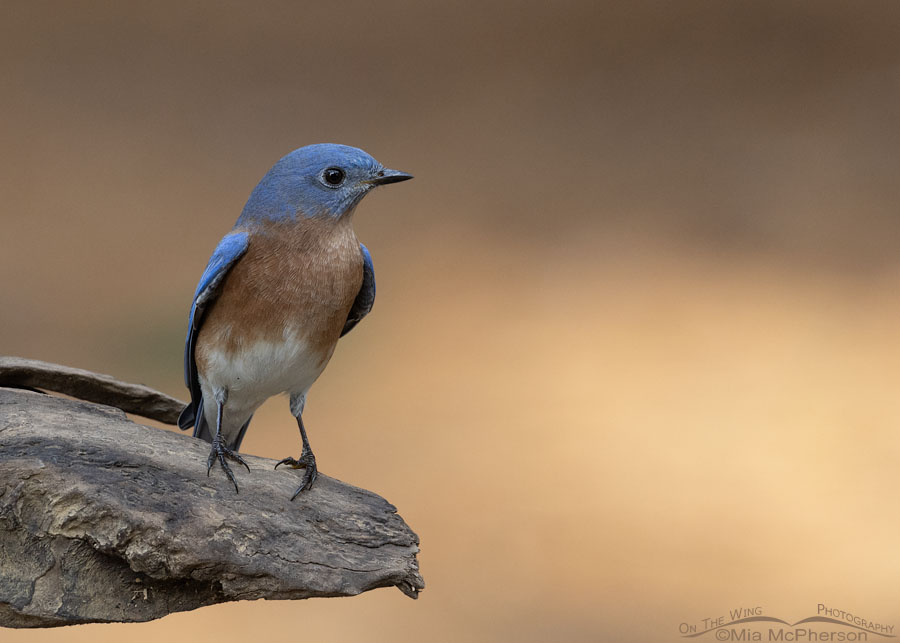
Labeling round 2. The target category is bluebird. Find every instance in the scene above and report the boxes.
[177,144,412,498]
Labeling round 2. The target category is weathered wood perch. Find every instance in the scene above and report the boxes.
[0,356,185,424]
[0,358,423,628]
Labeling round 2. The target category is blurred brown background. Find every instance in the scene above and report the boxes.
[2,1,900,641]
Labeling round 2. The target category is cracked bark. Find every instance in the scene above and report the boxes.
[0,360,423,628]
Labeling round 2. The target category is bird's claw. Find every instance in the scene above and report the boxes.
[206,440,250,493]
[275,452,317,499]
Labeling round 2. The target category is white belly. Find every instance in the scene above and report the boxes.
[199,328,331,440]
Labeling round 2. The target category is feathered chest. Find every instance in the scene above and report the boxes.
[198,219,364,355]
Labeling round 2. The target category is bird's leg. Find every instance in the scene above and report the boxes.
[275,394,318,499]
[206,388,250,493]
[273,416,318,499]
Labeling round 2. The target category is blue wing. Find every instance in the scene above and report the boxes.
[341,243,376,337]
[177,232,250,432]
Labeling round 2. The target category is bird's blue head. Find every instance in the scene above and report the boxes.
[236,143,412,226]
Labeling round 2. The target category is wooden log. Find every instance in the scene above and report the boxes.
[0,356,186,424]
[0,386,423,628]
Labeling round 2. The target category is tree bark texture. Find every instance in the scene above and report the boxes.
[0,364,423,628]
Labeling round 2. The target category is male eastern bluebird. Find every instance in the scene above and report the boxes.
[177,144,412,499]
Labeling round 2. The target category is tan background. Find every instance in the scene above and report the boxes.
[2,1,900,641]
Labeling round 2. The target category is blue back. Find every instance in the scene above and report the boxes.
[177,232,249,431]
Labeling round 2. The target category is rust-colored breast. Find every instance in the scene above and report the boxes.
[195,217,364,369]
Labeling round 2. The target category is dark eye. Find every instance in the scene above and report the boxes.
[323,167,345,186]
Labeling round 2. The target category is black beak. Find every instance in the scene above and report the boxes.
[371,168,414,185]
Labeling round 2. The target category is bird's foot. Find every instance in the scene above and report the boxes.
[274,451,318,499]
[206,439,250,493]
